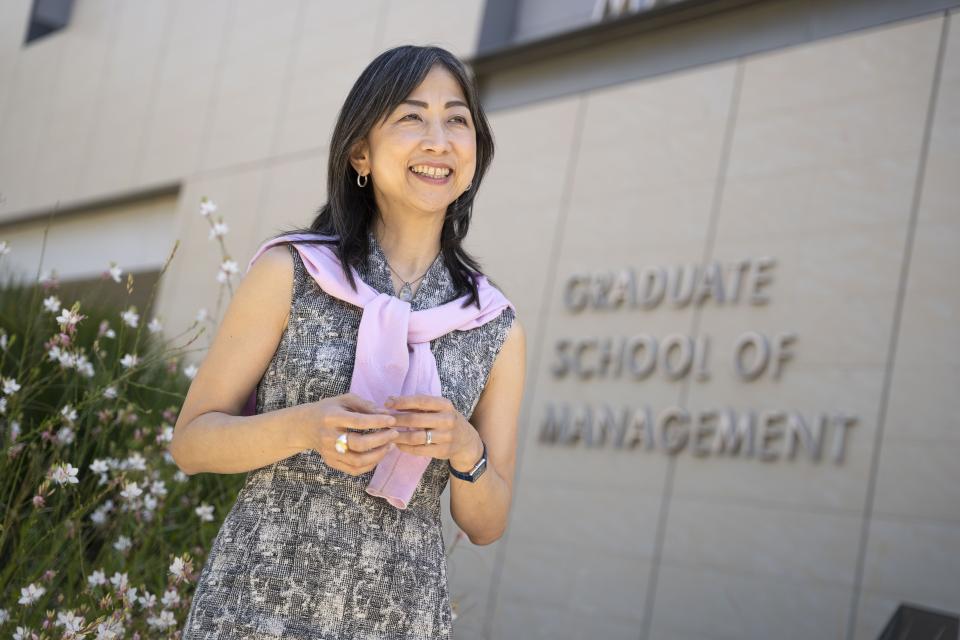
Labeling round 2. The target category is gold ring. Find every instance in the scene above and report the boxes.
[335,433,350,454]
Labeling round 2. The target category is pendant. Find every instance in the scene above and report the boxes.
[398,282,413,302]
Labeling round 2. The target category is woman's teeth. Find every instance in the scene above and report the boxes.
[409,166,451,182]
[410,165,451,177]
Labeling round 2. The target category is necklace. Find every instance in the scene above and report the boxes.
[384,253,439,302]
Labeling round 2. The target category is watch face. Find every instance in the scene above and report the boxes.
[471,458,487,479]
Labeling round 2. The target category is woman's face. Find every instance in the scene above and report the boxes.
[352,64,477,218]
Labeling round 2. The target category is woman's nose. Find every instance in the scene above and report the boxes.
[420,118,451,150]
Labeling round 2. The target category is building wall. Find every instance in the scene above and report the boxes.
[0,2,957,639]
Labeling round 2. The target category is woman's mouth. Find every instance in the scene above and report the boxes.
[409,167,452,185]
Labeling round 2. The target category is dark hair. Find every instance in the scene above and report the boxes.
[265,45,496,309]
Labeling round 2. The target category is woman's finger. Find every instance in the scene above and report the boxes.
[340,428,398,452]
[341,410,397,430]
[388,410,447,431]
[392,428,449,446]
[384,394,453,413]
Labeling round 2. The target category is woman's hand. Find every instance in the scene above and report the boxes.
[299,393,400,476]
[384,394,483,471]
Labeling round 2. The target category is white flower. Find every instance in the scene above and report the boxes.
[56,426,75,445]
[147,609,177,630]
[109,571,129,592]
[0,331,7,351]
[137,590,156,609]
[150,479,168,497]
[199,198,217,217]
[47,345,64,363]
[55,307,84,329]
[120,307,139,328]
[123,452,147,471]
[174,469,188,483]
[103,386,117,399]
[169,557,187,580]
[196,307,209,322]
[0,607,8,624]
[39,268,58,286]
[90,509,107,524]
[0,240,9,256]
[104,328,116,339]
[89,459,110,474]
[158,425,174,444]
[18,582,45,605]
[50,463,80,485]
[0,397,7,415]
[61,404,78,422]
[75,352,95,377]
[13,626,35,640]
[87,569,107,588]
[120,353,139,368]
[108,262,123,283]
[55,609,85,634]
[95,617,124,639]
[147,317,163,333]
[160,588,180,608]
[208,220,229,240]
[2,376,20,395]
[119,481,143,501]
[143,494,158,511]
[90,502,112,523]
[216,259,239,283]
[57,349,76,368]
[183,364,198,379]
[113,535,132,552]
[195,502,214,522]
[43,295,62,313]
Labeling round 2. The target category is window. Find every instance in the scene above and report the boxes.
[25,0,74,45]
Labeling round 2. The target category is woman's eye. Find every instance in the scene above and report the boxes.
[401,113,469,125]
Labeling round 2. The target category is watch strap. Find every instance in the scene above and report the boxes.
[448,440,487,482]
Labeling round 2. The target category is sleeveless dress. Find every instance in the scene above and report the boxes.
[182,229,516,640]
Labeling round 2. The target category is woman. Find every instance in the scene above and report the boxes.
[171,45,526,639]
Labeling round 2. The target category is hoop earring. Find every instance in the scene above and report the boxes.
[357,173,368,188]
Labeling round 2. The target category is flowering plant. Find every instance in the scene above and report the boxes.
[0,197,247,639]
[0,197,474,638]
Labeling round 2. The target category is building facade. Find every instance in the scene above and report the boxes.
[1,1,958,638]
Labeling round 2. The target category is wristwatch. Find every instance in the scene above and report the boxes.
[448,440,487,482]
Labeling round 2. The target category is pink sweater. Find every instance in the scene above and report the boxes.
[240,233,514,509]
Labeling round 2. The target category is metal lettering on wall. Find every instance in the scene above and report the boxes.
[543,257,859,464]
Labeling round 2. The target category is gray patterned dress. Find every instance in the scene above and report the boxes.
[182,230,516,639]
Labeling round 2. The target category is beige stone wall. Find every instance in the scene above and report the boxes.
[0,2,956,639]
[462,11,960,640]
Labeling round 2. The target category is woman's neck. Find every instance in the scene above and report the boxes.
[372,216,443,282]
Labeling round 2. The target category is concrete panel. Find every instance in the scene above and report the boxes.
[860,517,960,620]
[380,0,487,60]
[649,564,851,640]
[198,3,300,171]
[661,499,862,585]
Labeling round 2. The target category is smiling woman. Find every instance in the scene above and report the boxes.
[175,45,526,640]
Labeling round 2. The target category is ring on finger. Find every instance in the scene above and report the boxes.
[425,429,433,446]
[335,432,350,454]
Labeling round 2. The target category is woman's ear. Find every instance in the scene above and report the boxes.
[349,139,370,176]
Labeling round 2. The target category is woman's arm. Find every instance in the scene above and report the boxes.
[449,316,527,545]
[169,244,305,475]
